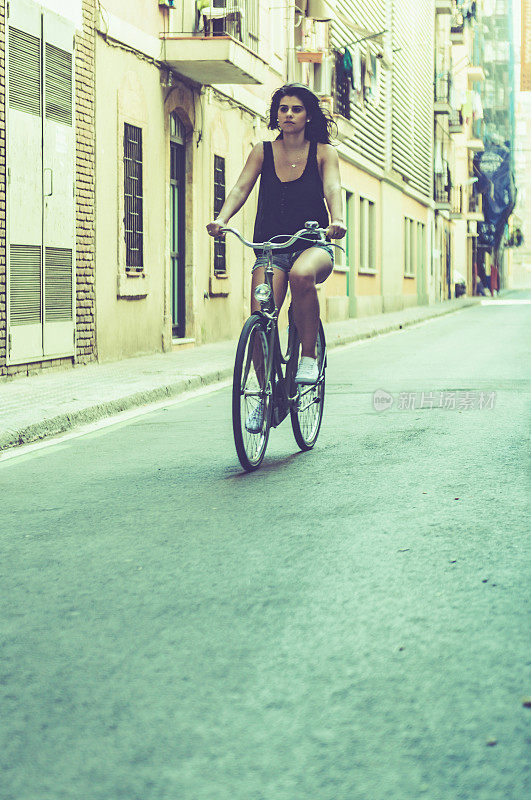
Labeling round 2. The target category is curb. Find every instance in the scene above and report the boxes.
[1,298,480,452]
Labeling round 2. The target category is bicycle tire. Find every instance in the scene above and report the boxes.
[289,321,326,451]
[232,314,273,471]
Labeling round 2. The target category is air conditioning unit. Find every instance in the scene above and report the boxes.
[311,54,334,96]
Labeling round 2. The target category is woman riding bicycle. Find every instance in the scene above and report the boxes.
[206,83,346,386]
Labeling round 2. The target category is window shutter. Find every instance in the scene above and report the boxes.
[330,0,387,169]
[8,27,41,116]
[45,42,73,126]
[391,0,433,197]
[9,245,41,325]
[42,8,75,358]
[45,248,73,322]
[7,0,43,363]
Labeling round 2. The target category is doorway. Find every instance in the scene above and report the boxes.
[170,113,186,338]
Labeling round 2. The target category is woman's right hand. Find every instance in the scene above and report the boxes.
[206,219,226,238]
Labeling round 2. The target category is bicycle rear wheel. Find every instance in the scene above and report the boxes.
[232,314,272,471]
[290,321,326,451]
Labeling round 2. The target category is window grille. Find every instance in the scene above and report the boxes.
[124,123,144,270]
[334,50,351,120]
[246,0,259,49]
[213,155,226,274]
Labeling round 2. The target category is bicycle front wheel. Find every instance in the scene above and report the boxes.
[290,321,326,451]
[232,314,272,471]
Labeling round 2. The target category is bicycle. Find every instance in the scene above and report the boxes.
[222,221,344,472]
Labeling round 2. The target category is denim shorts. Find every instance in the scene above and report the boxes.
[251,243,334,274]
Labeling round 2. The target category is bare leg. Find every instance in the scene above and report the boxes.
[250,266,288,314]
[249,266,289,390]
[289,248,333,358]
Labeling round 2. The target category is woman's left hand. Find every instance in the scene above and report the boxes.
[325,220,347,239]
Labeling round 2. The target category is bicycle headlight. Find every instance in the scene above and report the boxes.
[254,283,272,303]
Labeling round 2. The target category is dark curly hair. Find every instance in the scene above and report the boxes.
[267,83,337,144]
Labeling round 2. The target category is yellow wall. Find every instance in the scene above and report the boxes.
[95,40,167,361]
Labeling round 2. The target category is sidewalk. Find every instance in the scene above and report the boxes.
[0,297,480,451]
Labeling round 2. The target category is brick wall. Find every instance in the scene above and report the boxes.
[0,3,5,376]
[75,0,96,364]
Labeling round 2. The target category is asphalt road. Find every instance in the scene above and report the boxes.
[1,292,530,800]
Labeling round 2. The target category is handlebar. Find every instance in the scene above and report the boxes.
[220,225,345,253]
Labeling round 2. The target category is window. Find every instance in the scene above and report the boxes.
[213,155,226,275]
[124,123,143,271]
[359,197,376,273]
[404,217,416,277]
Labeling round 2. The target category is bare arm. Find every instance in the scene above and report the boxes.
[320,144,346,240]
[206,143,264,237]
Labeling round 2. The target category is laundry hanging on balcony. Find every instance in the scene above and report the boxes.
[196,0,245,37]
[461,90,483,123]
[450,86,465,111]
[339,47,355,89]
[472,91,483,121]
[455,0,477,18]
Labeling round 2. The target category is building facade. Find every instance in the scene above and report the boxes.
[510,0,531,287]
[1,0,95,377]
[3,0,500,374]
[474,0,517,290]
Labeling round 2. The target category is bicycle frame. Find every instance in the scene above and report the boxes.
[223,222,340,423]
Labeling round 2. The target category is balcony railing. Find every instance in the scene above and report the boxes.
[434,72,450,106]
[196,0,259,53]
[160,0,266,84]
[449,108,463,131]
[450,185,463,217]
[435,168,452,208]
[467,190,482,216]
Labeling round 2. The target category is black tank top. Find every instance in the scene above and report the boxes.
[253,140,329,256]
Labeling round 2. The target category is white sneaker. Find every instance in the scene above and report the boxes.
[245,400,265,433]
[295,356,319,385]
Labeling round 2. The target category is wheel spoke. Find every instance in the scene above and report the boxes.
[233,317,272,470]
[290,324,325,449]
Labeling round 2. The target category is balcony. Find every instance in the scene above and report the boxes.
[467,64,486,85]
[467,190,483,220]
[434,169,452,211]
[450,185,464,219]
[434,73,451,115]
[449,109,464,133]
[435,0,452,13]
[466,120,484,152]
[160,0,268,85]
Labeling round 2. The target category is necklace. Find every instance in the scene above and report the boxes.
[282,141,308,168]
